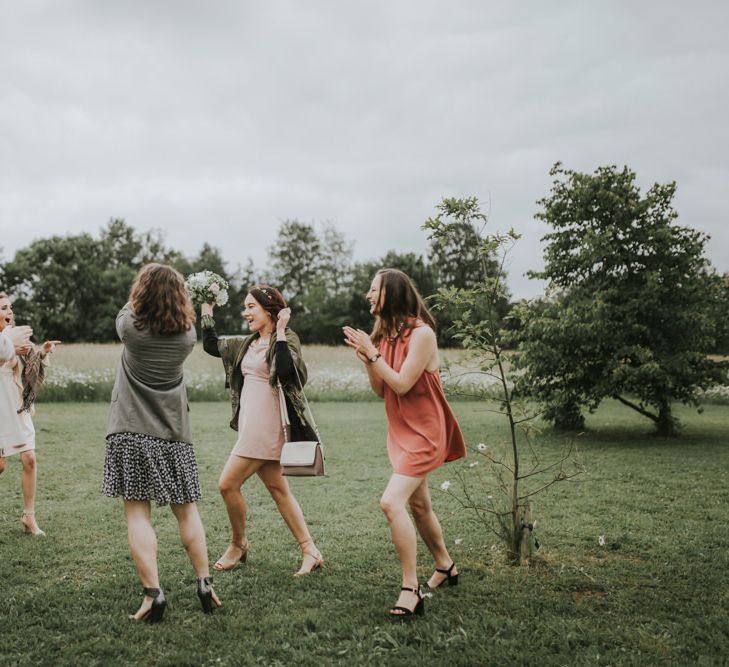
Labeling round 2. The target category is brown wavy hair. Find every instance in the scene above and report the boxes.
[370,268,436,344]
[129,263,195,335]
[247,285,287,324]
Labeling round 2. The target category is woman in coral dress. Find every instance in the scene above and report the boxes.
[344,269,466,619]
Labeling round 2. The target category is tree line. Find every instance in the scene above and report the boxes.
[2,162,728,435]
[0,216,505,346]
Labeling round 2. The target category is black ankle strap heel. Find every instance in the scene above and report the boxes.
[428,561,458,589]
[436,562,459,587]
[197,577,221,614]
[141,587,167,623]
[388,585,425,619]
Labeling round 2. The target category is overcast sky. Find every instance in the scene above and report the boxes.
[1,1,727,298]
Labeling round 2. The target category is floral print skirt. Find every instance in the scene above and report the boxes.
[102,432,202,506]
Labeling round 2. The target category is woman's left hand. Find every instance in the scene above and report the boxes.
[277,307,291,330]
[42,340,61,355]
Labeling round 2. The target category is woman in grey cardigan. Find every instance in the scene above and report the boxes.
[201,285,323,576]
[103,264,221,622]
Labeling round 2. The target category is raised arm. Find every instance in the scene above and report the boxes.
[201,303,222,357]
[0,325,33,360]
[273,307,303,388]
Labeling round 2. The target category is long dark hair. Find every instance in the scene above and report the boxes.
[129,263,196,335]
[248,285,287,325]
[371,268,436,344]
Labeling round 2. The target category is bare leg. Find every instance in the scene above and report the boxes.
[257,461,322,575]
[20,451,43,535]
[124,500,159,619]
[380,473,426,613]
[170,502,221,608]
[216,454,265,569]
[0,456,5,475]
[170,502,211,577]
[408,480,458,587]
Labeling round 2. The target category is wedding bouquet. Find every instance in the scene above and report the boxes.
[185,271,230,322]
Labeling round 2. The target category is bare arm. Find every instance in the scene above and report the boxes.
[343,326,437,397]
[360,347,386,398]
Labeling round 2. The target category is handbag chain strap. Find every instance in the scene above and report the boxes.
[277,350,320,440]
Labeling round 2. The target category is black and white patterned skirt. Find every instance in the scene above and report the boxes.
[102,432,202,506]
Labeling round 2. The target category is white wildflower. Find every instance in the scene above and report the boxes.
[598,535,606,547]
[440,481,451,491]
[454,538,463,545]
[477,443,487,451]
[468,462,479,468]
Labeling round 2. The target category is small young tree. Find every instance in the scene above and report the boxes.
[427,216,511,346]
[424,196,581,564]
[516,163,726,435]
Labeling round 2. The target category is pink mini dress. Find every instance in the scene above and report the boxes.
[232,338,285,461]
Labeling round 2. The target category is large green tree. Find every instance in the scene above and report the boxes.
[267,219,358,343]
[268,220,322,303]
[1,219,188,341]
[515,163,725,435]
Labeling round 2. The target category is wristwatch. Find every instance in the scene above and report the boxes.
[368,352,381,363]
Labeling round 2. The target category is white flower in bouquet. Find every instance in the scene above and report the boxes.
[185,271,230,308]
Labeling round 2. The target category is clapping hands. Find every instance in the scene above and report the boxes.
[343,326,377,363]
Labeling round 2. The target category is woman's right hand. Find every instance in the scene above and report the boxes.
[201,303,214,317]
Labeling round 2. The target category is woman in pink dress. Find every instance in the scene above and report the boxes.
[202,285,323,576]
[344,269,466,619]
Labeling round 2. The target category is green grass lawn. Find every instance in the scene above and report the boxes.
[0,401,727,666]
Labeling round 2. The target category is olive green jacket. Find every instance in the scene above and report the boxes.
[202,322,317,440]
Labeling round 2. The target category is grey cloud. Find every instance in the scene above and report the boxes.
[1,1,727,299]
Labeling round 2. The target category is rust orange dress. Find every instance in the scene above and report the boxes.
[380,324,466,476]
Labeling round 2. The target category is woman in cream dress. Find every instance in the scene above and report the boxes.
[0,291,58,536]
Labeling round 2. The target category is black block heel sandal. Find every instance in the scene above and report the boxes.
[388,586,424,619]
[429,562,458,589]
[197,576,222,614]
[130,587,167,623]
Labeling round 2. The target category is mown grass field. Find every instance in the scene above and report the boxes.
[1,400,727,666]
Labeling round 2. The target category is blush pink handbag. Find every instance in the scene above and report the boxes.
[277,377,325,477]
